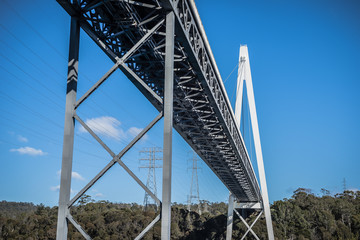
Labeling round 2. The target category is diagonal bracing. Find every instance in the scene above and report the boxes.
[56,12,172,239]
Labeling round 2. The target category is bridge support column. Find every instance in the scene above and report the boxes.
[226,192,235,240]
[161,11,175,240]
[56,16,80,240]
[56,11,167,239]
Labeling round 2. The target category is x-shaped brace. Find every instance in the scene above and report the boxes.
[69,111,163,207]
[66,111,162,239]
[234,209,263,240]
[75,17,165,109]
[64,16,166,240]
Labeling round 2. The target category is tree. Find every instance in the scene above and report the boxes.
[78,194,94,205]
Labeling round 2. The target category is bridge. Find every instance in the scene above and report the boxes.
[56,0,274,239]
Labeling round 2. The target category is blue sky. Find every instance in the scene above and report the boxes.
[0,0,359,207]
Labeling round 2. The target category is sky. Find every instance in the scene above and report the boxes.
[0,0,359,207]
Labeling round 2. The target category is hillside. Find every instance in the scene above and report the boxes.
[0,189,359,239]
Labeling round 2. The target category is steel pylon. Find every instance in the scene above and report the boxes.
[226,45,275,240]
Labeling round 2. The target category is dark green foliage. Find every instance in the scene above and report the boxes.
[271,189,360,240]
[1,189,359,239]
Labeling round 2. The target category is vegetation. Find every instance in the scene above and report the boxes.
[0,189,359,239]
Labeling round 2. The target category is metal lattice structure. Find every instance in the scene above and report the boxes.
[56,0,273,239]
[187,151,201,214]
[139,147,162,209]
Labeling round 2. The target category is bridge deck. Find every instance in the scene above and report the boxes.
[57,0,261,203]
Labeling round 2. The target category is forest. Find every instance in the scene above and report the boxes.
[0,188,359,239]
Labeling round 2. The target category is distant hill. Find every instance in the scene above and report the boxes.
[0,189,359,239]
[0,201,36,218]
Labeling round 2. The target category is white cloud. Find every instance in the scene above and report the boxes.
[94,193,104,198]
[79,116,150,143]
[10,146,46,156]
[127,127,148,141]
[17,135,28,143]
[57,170,85,181]
[91,189,104,198]
[72,171,85,181]
[50,185,60,191]
[79,116,125,141]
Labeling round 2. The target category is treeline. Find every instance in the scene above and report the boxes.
[0,188,359,239]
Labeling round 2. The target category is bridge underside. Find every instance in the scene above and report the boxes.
[57,0,261,203]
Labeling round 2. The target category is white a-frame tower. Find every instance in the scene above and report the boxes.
[226,45,275,240]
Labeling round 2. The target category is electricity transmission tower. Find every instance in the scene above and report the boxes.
[187,151,201,214]
[139,147,162,210]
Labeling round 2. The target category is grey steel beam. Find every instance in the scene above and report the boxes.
[161,11,175,240]
[56,16,80,240]
[67,213,92,240]
[234,202,262,210]
[134,214,161,240]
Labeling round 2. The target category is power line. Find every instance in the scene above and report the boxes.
[0,7,162,150]
[0,52,63,103]
[2,0,67,59]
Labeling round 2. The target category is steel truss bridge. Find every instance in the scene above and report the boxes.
[56,0,274,239]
